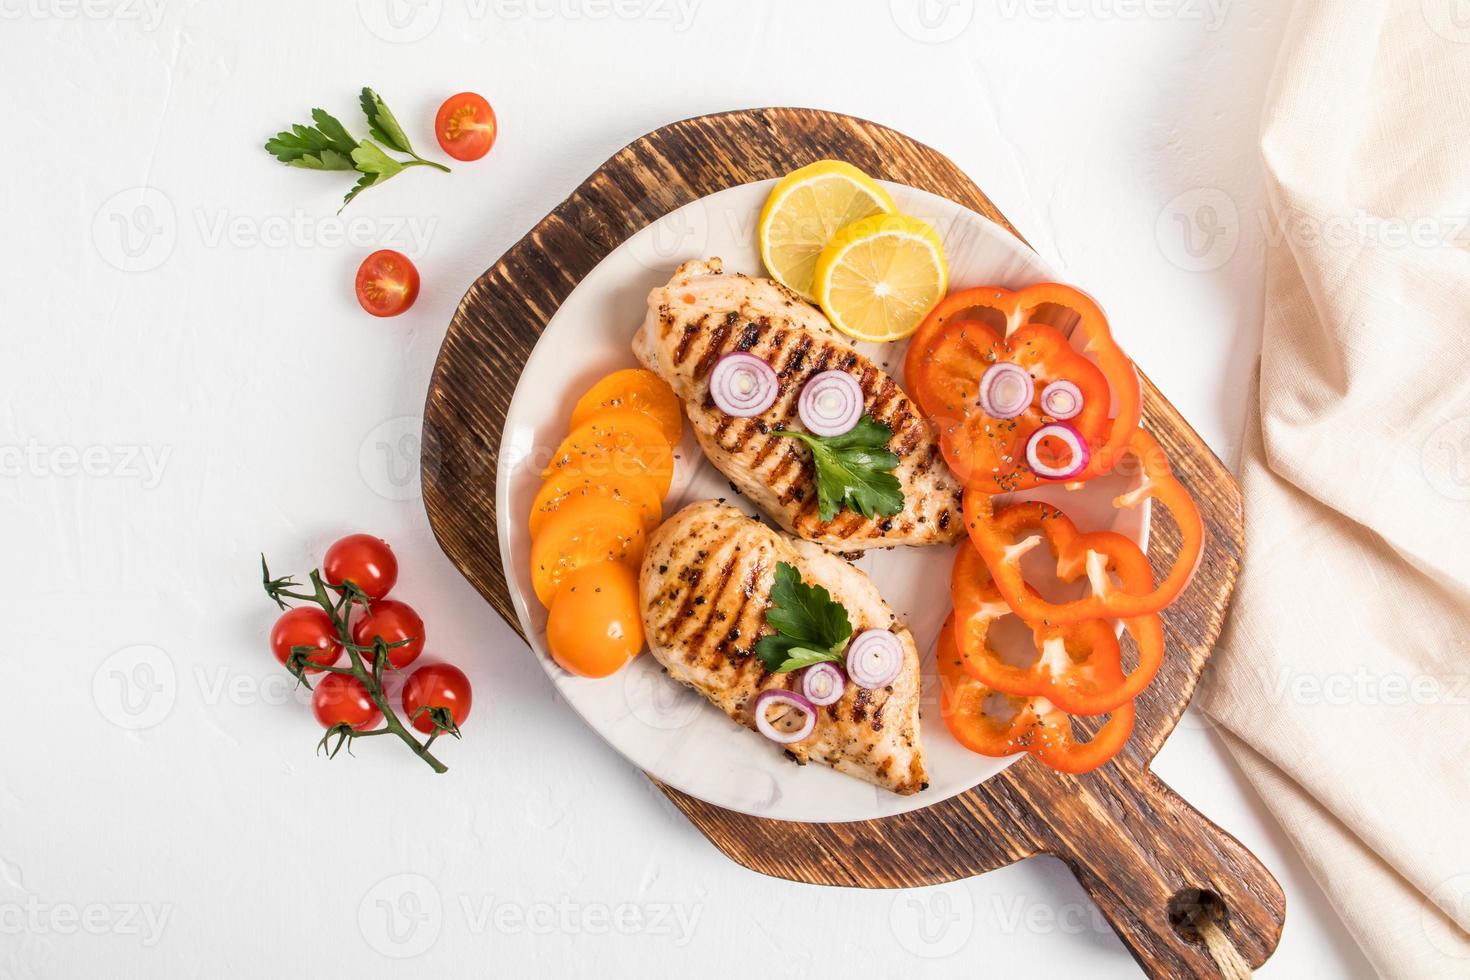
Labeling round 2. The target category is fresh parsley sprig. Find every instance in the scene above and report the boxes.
[779,415,904,522]
[265,87,450,213]
[754,562,853,673]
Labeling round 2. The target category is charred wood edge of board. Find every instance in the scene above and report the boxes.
[420,107,1282,975]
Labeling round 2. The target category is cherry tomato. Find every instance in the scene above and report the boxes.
[269,607,343,673]
[351,599,425,670]
[324,533,398,600]
[545,561,644,678]
[402,664,473,734]
[354,249,420,317]
[312,673,382,731]
[434,92,497,162]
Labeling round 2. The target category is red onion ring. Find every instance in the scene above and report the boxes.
[709,353,778,418]
[752,688,817,744]
[800,662,845,706]
[978,363,1034,419]
[1040,380,1083,420]
[797,370,864,437]
[1025,422,1091,480]
[846,629,904,689]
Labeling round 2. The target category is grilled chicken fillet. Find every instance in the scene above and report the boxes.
[633,257,963,552]
[640,499,927,795]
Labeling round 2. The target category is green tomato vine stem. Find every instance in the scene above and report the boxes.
[263,556,449,773]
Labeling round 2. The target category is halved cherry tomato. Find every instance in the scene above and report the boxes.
[545,561,645,678]
[541,410,674,496]
[324,533,398,600]
[312,673,382,731]
[269,607,342,673]
[529,496,646,606]
[936,617,1133,774]
[402,663,473,734]
[354,249,420,317]
[434,92,497,162]
[350,598,425,670]
[570,369,684,446]
[529,467,663,539]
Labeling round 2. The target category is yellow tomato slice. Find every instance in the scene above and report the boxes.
[529,495,646,607]
[545,560,645,678]
[570,369,683,446]
[529,467,663,539]
[541,409,674,496]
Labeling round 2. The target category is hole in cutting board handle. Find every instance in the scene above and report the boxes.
[1167,887,1228,945]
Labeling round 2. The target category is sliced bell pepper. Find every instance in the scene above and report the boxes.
[950,541,1165,716]
[936,616,1135,774]
[1105,427,1205,604]
[962,429,1203,622]
[905,284,1142,493]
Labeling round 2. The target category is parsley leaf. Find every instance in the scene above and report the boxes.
[264,111,359,171]
[779,416,904,522]
[754,562,853,673]
[359,87,414,156]
[264,88,450,212]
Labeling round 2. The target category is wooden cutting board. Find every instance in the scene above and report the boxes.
[421,108,1283,977]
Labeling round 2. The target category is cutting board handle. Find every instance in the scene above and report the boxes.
[1040,763,1284,976]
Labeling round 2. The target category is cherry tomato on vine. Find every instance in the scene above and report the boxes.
[312,674,382,731]
[434,92,497,162]
[354,249,420,317]
[351,599,425,669]
[323,533,398,600]
[269,607,343,672]
[402,664,473,734]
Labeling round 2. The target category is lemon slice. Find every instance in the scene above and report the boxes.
[812,213,948,343]
[759,161,897,302]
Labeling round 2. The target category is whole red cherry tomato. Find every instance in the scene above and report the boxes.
[323,534,398,600]
[351,599,425,670]
[311,674,382,731]
[269,607,342,673]
[402,664,473,734]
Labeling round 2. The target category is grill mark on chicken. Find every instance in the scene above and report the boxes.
[691,311,740,380]
[676,549,741,650]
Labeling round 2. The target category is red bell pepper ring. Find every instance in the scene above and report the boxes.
[963,428,1204,622]
[936,616,1135,774]
[905,284,1142,493]
[950,542,1165,716]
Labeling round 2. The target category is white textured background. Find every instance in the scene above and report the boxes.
[0,0,1380,976]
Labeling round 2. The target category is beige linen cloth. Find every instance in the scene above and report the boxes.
[1200,0,1470,975]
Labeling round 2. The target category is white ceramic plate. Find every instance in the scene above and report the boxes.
[496,180,1147,823]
